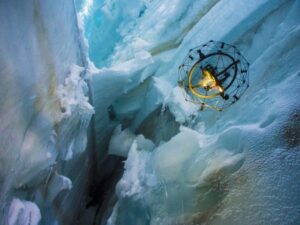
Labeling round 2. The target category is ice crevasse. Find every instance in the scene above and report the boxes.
[87,0,300,224]
[0,0,300,225]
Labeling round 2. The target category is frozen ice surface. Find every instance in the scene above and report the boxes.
[116,140,156,198]
[154,127,202,182]
[42,173,72,204]
[109,125,136,157]
[57,64,94,160]
[8,198,41,225]
[0,0,93,224]
[85,0,300,224]
[77,0,153,67]
[0,0,299,224]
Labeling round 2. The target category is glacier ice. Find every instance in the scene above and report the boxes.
[0,0,93,224]
[88,0,300,224]
[109,125,136,157]
[8,198,41,225]
[108,126,245,225]
[0,0,300,224]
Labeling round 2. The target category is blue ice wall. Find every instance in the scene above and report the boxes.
[77,0,150,67]
[0,0,93,224]
[84,0,300,225]
[1,0,300,224]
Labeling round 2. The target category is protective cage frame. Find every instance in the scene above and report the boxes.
[178,40,250,111]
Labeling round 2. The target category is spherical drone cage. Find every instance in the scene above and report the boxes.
[178,40,250,111]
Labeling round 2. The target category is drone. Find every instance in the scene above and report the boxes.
[178,40,249,111]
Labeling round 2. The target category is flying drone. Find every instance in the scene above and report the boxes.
[178,40,249,111]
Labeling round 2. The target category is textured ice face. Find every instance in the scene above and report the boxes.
[8,198,41,225]
[109,127,244,225]
[77,0,153,67]
[0,0,93,224]
[1,0,300,224]
[84,0,300,224]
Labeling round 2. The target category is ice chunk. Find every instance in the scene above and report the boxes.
[56,64,94,160]
[154,127,200,182]
[109,125,136,157]
[110,126,246,225]
[135,135,155,152]
[167,87,199,123]
[45,173,72,203]
[8,198,41,225]
[116,140,156,198]
[57,64,94,119]
[152,77,173,101]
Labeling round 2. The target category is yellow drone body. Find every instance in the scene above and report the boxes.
[178,40,249,111]
[188,65,224,99]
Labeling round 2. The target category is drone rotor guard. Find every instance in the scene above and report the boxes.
[178,40,249,111]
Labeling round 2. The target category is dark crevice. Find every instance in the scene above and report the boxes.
[136,105,180,145]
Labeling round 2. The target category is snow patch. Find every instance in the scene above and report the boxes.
[117,141,156,198]
[56,64,94,160]
[57,64,94,119]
